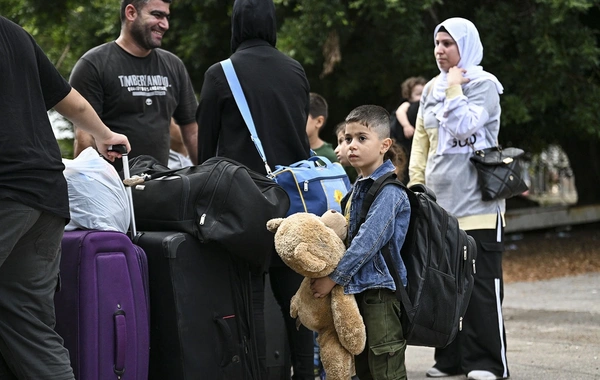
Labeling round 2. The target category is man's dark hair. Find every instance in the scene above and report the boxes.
[120,0,172,23]
[309,92,328,121]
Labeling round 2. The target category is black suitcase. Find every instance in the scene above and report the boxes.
[134,231,261,380]
[264,275,291,380]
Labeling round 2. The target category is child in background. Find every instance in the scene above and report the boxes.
[334,122,359,183]
[393,76,427,184]
[395,77,426,141]
[386,140,408,183]
[306,93,338,163]
[312,104,411,380]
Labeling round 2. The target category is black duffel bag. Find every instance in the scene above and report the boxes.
[129,156,290,268]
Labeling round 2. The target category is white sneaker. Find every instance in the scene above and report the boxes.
[426,367,451,377]
[467,370,499,380]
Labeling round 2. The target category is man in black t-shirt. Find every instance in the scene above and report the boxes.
[71,0,198,171]
[0,16,130,379]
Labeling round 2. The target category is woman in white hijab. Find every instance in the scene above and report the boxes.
[408,18,509,380]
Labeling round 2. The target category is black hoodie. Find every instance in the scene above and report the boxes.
[197,0,310,175]
[231,0,276,52]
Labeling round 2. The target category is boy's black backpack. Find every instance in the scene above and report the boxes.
[356,172,477,348]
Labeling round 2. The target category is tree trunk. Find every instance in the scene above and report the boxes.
[561,137,600,205]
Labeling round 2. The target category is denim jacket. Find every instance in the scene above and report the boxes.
[329,160,410,294]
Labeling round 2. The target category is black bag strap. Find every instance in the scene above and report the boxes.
[358,172,405,227]
[381,245,413,320]
[354,172,415,317]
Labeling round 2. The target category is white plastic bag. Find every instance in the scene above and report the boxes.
[63,147,131,233]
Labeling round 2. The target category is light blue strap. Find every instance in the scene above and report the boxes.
[220,59,272,174]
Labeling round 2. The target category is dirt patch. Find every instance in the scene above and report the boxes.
[503,222,600,283]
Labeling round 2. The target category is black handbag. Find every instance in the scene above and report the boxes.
[470,146,529,201]
[129,156,290,268]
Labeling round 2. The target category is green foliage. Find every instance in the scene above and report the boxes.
[1,0,119,77]
[57,139,75,159]
[3,0,600,202]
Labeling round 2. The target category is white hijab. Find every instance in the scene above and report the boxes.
[431,17,503,102]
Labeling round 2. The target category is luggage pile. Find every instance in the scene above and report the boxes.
[55,146,274,379]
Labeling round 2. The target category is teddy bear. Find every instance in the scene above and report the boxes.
[266,210,366,380]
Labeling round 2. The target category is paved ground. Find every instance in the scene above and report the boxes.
[405,272,600,380]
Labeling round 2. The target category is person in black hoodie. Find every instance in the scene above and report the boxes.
[196,0,312,379]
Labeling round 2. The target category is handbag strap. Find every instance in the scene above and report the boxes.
[220,58,273,175]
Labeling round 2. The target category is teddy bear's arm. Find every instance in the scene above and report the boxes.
[290,293,299,320]
[330,286,367,356]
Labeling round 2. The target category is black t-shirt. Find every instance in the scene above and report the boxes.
[70,42,198,171]
[0,17,71,220]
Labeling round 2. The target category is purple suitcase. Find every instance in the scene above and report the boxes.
[54,230,150,380]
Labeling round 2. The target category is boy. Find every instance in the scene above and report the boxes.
[311,105,411,379]
[306,92,338,163]
[334,121,359,183]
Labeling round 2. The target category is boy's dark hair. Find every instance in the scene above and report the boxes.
[121,0,172,23]
[345,105,390,139]
[309,92,328,121]
[401,76,427,100]
[334,121,345,136]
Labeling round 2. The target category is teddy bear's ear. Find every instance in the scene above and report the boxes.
[266,218,284,232]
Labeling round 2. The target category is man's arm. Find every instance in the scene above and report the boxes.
[54,88,130,160]
[74,128,96,157]
[179,121,198,165]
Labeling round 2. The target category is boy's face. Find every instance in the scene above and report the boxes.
[335,130,351,167]
[345,122,390,178]
[305,115,324,139]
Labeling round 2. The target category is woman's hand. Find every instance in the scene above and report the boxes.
[447,66,470,87]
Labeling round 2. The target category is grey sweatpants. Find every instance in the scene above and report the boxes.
[0,199,74,380]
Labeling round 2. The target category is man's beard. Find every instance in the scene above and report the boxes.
[130,19,161,50]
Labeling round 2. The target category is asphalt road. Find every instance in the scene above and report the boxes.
[405,273,600,380]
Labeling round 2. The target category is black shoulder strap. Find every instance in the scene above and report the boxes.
[382,244,413,319]
[357,172,405,229]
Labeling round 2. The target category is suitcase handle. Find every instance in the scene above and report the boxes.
[214,313,237,366]
[109,144,137,239]
[114,309,127,376]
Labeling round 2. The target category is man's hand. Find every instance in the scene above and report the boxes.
[95,132,131,162]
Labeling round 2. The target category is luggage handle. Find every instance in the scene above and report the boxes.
[214,313,237,366]
[113,309,127,377]
[108,144,137,239]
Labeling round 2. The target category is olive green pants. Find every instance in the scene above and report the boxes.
[355,288,407,380]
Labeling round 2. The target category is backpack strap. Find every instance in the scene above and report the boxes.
[358,172,405,227]
[382,242,414,321]
[356,172,415,318]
